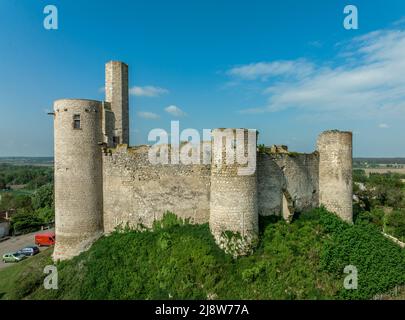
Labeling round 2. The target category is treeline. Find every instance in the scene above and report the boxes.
[0,184,54,234]
[0,164,53,189]
[0,164,54,234]
[354,158,405,165]
[353,170,405,241]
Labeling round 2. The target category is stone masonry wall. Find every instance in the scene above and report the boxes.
[258,152,319,218]
[103,143,320,233]
[53,99,104,261]
[105,61,129,145]
[103,144,211,233]
[209,129,259,256]
[317,130,353,223]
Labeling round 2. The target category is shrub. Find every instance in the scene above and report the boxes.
[11,209,44,234]
[31,184,54,210]
[318,209,405,299]
[385,210,405,242]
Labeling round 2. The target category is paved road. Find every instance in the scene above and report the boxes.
[0,229,53,270]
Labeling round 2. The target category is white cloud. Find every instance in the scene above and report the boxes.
[227,59,315,81]
[130,86,169,97]
[308,41,323,48]
[392,16,405,26]
[137,111,160,120]
[229,27,405,120]
[164,105,186,117]
[378,123,390,129]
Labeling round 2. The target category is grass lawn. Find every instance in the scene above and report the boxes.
[0,248,53,300]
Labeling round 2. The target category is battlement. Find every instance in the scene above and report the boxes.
[269,145,289,153]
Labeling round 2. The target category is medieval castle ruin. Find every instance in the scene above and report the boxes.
[52,61,353,261]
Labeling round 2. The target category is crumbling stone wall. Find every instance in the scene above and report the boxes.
[103,143,320,233]
[103,144,211,233]
[258,152,319,220]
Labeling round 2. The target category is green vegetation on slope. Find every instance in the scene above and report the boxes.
[1,209,404,300]
[353,170,405,242]
[0,249,53,300]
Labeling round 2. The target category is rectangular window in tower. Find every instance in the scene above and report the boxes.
[73,114,81,129]
[113,136,120,144]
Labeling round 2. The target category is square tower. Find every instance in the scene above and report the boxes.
[105,61,129,145]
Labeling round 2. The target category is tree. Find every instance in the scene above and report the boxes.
[34,207,54,224]
[11,209,43,234]
[0,193,32,211]
[13,194,33,210]
[31,184,54,210]
[385,210,405,241]
[0,176,6,190]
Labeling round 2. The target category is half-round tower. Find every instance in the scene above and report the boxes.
[209,128,258,256]
[317,130,353,223]
[53,99,104,261]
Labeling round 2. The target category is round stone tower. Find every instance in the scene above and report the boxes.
[317,130,353,223]
[209,128,258,257]
[53,99,104,261]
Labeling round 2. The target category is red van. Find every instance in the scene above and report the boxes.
[35,232,55,246]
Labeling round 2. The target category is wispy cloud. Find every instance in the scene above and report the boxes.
[227,59,315,81]
[164,105,186,117]
[392,16,405,26]
[130,86,169,97]
[137,111,160,119]
[308,41,323,48]
[229,26,405,119]
[378,123,390,129]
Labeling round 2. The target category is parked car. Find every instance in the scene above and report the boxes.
[2,252,27,263]
[17,245,40,257]
[35,232,55,246]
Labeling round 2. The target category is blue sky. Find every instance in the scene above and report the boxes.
[1,0,405,157]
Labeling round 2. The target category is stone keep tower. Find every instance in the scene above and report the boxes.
[317,130,353,223]
[105,61,129,145]
[209,128,259,256]
[53,99,104,261]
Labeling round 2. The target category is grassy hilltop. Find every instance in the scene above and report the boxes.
[0,208,404,300]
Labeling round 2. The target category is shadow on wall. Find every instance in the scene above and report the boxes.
[257,152,319,220]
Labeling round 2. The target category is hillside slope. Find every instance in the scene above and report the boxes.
[1,209,404,300]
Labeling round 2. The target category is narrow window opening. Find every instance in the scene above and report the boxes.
[73,114,81,129]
